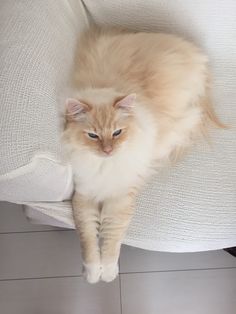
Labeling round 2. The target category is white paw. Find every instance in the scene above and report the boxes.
[83,263,102,284]
[101,263,119,282]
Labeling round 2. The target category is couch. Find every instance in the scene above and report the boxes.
[0,0,235,251]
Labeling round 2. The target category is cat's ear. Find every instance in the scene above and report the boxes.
[66,98,90,121]
[114,93,136,113]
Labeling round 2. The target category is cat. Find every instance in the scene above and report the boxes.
[63,27,223,283]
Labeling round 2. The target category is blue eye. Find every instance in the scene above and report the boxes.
[113,129,122,137]
[88,133,99,139]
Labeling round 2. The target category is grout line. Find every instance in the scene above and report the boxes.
[119,275,123,314]
[0,229,73,235]
[1,266,236,283]
[119,266,236,275]
[0,274,82,282]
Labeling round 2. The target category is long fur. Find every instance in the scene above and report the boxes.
[63,27,223,283]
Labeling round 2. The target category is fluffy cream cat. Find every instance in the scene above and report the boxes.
[63,28,222,283]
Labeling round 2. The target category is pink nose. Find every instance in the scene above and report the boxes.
[103,146,113,154]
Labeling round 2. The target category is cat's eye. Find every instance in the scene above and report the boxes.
[88,132,99,139]
[113,129,122,137]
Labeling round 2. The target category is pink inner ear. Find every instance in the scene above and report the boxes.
[116,93,136,110]
[66,98,87,116]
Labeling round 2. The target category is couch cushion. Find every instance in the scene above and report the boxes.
[80,0,236,251]
[79,0,236,251]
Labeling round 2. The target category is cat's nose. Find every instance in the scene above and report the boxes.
[103,146,113,155]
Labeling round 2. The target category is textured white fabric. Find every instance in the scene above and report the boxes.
[1,0,236,251]
[0,0,88,201]
[24,204,74,229]
[0,155,73,201]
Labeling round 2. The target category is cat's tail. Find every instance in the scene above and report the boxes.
[200,93,227,132]
[201,72,227,130]
[197,93,227,147]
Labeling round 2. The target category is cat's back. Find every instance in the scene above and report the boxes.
[74,27,207,94]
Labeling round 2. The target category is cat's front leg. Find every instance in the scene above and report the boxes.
[100,193,136,282]
[72,192,101,283]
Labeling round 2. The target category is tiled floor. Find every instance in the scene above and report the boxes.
[0,202,236,314]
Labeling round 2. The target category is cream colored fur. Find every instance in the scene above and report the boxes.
[63,28,222,283]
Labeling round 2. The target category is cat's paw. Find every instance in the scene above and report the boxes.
[101,263,119,282]
[83,263,102,284]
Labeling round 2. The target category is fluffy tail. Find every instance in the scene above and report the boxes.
[200,93,227,132]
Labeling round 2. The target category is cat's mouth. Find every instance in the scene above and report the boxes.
[97,149,114,158]
[93,150,114,158]
[102,151,113,157]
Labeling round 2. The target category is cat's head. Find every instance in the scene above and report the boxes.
[65,90,137,157]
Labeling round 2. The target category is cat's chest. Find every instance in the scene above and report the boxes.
[72,146,153,201]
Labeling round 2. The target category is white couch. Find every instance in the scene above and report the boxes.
[1,0,235,252]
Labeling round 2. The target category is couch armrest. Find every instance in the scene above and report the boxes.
[0,0,88,201]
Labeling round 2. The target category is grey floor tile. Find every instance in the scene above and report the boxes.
[0,202,60,232]
[0,276,121,314]
[121,268,236,314]
[0,231,82,279]
[120,245,236,273]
